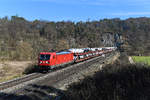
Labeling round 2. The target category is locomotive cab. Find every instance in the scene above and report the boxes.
[38,52,56,70]
[39,54,51,65]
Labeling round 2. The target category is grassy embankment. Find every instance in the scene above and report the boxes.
[132,56,150,65]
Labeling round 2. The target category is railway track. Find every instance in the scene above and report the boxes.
[13,53,108,96]
[0,73,44,91]
[0,52,115,95]
[15,52,117,99]
[0,55,102,92]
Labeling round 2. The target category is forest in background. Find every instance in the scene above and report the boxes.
[0,16,150,60]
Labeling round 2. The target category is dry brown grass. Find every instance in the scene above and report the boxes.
[0,61,34,82]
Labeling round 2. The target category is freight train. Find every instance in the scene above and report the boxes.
[38,47,116,71]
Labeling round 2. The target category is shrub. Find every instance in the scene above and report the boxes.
[23,63,38,74]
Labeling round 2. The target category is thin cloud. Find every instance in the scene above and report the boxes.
[30,0,104,5]
[112,12,150,16]
[30,0,150,7]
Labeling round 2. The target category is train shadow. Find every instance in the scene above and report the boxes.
[23,62,74,74]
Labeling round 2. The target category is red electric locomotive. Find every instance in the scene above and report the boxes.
[38,47,116,71]
[38,51,74,70]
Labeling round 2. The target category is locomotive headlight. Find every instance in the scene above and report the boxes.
[40,61,42,64]
[46,61,49,64]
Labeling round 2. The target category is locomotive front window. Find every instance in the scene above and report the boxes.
[39,54,50,61]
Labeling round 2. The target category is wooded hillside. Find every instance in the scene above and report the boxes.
[0,16,150,60]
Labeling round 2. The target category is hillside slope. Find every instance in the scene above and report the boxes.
[0,16,150,60]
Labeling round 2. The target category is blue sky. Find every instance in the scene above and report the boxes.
[0,0,150,22]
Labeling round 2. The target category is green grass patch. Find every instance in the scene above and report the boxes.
[132,56,150,65]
